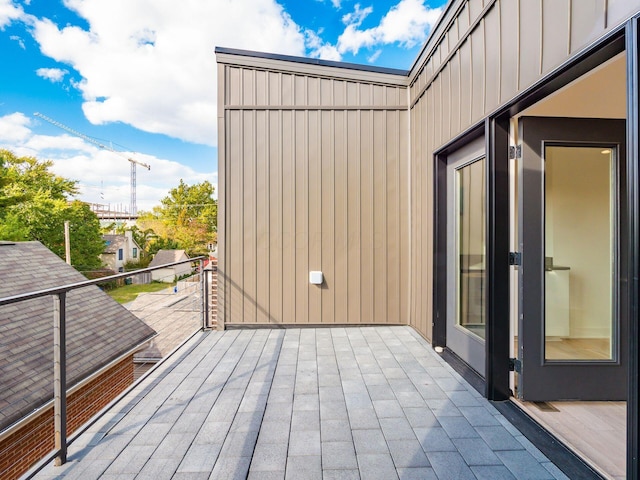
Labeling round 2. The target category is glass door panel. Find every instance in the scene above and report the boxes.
[456,158,486,340]
[544,146,614,361]
[446,135,486,377]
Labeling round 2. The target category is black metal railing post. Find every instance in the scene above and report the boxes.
[53,292,67,466]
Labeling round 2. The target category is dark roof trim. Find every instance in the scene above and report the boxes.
[215,47,409,77]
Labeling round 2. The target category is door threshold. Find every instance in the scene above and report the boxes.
[509,398,625,480]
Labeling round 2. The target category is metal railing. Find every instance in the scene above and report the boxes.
[0,256,208,467]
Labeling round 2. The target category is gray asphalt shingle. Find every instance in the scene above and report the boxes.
[0,241,156,431]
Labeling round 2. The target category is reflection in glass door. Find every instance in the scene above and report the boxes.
[456,158,486,340]
[544,146,615,361]
[446,135,487,377]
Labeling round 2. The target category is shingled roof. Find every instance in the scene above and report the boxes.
[0,241,156,432]
[148,249,189,267]
[102,234,126,254]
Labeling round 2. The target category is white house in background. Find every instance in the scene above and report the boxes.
[102,231,141,272]
[148,249,191,282]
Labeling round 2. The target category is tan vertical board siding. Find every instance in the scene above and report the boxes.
[459,40,472,132]
[399,108,410,325]
[469,0,485,24]
[441,65,452,142]
[217,63,226,326]
[386,109,399,324]
[518,0,542,91]
[335,108,348,324]
[374,108,387,324]
[450,51,461,136]
[360,109,374,324]
[409,105,420,335]
[570,0,606,54]
[321,109,335,324]
[484,4,501,114]
[459,3,470,34]
[433,75,442,149]
[608,0,640,28]
[471,22,485,123]
[425,87,435,341]
[229,110,243,323]
[256,109,270,324]
[542,0,570,75]
[295,109,309,324]
[347,108,362,324]
[308,108,321,324]
[499,0,518,104]
[410,105,419,335]
[282,109,296,324]
[218,55,408,326]
[269,109,282,324]
[243,109,257,324]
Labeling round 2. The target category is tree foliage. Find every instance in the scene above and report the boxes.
[138,179,217,257]
[0,149,104,272]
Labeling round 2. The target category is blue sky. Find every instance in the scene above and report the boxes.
[0,0,446,212]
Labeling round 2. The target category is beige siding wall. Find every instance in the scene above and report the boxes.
[217,56,410,326]
[408,0,640,341]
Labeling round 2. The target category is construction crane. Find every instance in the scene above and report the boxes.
[34,112,151,216]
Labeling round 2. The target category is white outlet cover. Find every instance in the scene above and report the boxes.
[309,271,323,285]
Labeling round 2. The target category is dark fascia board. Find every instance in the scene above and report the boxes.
[214,46,409,77]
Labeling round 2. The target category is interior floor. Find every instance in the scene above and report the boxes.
[545,337,611,360]
[515,399,626,480]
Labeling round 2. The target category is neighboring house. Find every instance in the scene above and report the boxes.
[102,230,141,272]
[0,241,156,480]
[148,249,191,282]
[216,2,640,477]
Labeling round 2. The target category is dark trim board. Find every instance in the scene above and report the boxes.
[626,16,640,480]
[485,115,511,401]
[214,46,409,76]
[432,123,485,350]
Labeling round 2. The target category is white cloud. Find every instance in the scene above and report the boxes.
[305,29,342,61]
[36,67,68,82]
[337,0,442,56]
[10,34,25,49]
[342,4,373,27]
[1,111,214,212]
[27,0,307,147]
[377,0,442,45]
[0,0,23,28]
[367,49,382,63]
[0,112,32,143]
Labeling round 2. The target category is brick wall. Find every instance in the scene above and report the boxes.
[0,355,134,480]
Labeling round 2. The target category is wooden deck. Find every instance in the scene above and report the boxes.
[516,400,626,480]
[32,327,570,480]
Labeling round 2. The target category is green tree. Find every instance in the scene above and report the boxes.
[138,179,217,257]
[0,150,104,272]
